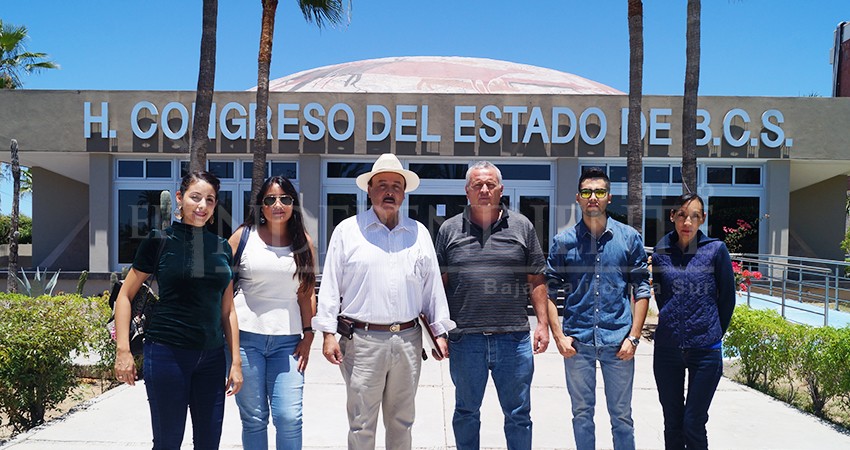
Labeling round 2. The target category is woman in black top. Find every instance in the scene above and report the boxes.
[113,171,243,450]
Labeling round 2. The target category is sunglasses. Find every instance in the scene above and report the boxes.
[262,195,294,207]
[579,188,609,199]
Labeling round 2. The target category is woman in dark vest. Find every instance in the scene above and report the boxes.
[113,170,243,450]
[651,192,735,450]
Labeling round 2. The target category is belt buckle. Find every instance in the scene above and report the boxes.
[390,323,401,332]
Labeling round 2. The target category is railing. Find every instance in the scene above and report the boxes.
[733,255,835,326]
[736,253,850,313]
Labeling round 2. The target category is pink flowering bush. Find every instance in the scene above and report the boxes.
[724,219,757,253]
[732,261,763,292]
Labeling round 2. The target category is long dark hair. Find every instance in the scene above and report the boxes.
[243,176,315,294]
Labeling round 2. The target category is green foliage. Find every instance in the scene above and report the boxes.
[12,267,60,297]
[724,306,788,390]
[0,293,111,432]
[725,306,850,421]
[0,214,32,244]
[795,326,850,417]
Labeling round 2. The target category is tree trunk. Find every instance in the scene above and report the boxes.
[189,0,218,173]
[251,0,278,213]
[8,139,20,293]
[682,0,700,194]
[627,0,644,234]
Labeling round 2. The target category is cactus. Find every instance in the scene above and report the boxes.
[160,190,172,230]
[76,270,89,295]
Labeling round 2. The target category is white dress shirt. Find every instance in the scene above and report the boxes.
[313,208,456,336]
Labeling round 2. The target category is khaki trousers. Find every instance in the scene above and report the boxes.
[339,325,423,450]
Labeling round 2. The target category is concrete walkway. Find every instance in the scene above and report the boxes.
[3,327,850,449]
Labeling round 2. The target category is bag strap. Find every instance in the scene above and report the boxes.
[233,225,250,270]
[147,228,169,290]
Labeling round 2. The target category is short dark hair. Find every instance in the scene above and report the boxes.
[578,167,610,191]
[674,192,705,212]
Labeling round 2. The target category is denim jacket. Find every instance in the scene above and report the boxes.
[651,230,736,349]
[545,218,651,346]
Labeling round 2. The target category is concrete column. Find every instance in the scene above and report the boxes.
[555,158,580,233]
[765,160,790,256]
[89,154,111,272]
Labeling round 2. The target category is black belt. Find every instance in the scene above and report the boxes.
[353,319,417,332]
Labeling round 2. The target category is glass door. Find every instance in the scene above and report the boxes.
[407,193,468,243]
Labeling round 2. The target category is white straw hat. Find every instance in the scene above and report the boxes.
[355,153,420,193]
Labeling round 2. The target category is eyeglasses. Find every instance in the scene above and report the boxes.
[262,195,294,207]
[578,189,608,199]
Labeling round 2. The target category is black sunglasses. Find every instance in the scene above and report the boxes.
[262,195,294,207]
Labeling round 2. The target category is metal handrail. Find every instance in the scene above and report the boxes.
[737,252,850,312]
[734,255,834,326]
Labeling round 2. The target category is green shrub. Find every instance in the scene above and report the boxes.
[794,325,849,417]
[724,306,789,391]
[0,214,32,245]
[0,293,111,432]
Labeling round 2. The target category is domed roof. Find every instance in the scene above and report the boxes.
[263,56,623,95]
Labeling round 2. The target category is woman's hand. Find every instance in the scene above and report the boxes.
[114,349,137,386]
[226,363,243,396]
[294,331,314,372]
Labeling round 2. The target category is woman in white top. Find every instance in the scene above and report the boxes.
[227,176,316,450]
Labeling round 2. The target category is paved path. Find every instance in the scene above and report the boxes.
[3,325,850,449]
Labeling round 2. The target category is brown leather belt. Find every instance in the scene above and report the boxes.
[353,319,417,332]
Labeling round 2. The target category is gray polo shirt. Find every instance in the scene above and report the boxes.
[435,205,546,334]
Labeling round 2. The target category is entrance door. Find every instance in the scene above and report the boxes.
[407,193,468,242]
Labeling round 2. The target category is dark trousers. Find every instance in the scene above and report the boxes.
[653,345,723,450]
[144,341,226,450]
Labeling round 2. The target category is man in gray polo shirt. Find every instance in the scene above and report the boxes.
[435,160,550,450]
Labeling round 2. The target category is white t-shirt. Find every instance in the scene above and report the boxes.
[233,226,302,335]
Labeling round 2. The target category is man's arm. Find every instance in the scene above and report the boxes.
[527,273,549,354]
[547,297,576,358]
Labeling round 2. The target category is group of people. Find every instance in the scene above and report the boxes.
[112,153,735,450]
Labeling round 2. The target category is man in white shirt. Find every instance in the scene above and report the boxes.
[313,153,455,450]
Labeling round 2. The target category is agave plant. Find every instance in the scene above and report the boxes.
[13,267,61,297]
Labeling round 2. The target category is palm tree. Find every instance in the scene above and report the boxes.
[250,0,350,204]
[681,0,700,194]
[626,0,644,233]
[0,20,58,89]
[7,140,21,292]
[189,0,218,173]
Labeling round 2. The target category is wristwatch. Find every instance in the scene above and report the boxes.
[302,326,315,334]
[627,336,640,347]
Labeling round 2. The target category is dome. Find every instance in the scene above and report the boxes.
[262,56,623,95]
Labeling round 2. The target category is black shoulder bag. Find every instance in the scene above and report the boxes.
[106,231,168,355]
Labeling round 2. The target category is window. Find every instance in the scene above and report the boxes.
[117,160,144,178]
[327,162,372,178]
[408,163,467,179]
[497,164,550,181]
[146,160,172,178]
[644,166,670,183]
[707,167,733,184]
[609,166,627,183]
[208,161,235,179]
[735,167,761,185]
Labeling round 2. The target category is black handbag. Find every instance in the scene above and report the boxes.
[105,232,167,355]
[106,280,158,355]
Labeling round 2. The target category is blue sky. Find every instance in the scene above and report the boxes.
[2,0,849,214]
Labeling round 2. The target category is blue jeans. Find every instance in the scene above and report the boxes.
[653,346,723,450]
[449,331,534,450]
[143,341,226,450]
[564,341,635,450]
[233,331,305,450]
